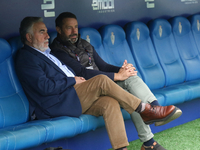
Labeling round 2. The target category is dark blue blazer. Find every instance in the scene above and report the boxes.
[15,45,82,119]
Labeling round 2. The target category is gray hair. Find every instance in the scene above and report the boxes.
[19,17,43,44]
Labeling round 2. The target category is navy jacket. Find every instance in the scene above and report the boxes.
[15,45,82,119]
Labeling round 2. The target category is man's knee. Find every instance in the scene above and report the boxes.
[96,74,110,80]
[93,74,112,85]
[126,75,141,82]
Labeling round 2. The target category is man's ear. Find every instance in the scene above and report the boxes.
[56,26,61,34]
[26,33,32,43]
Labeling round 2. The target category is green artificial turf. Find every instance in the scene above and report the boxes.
[109,118,200,150]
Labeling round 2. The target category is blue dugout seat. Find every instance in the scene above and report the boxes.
[0,38,44,149]
[125,21,165,90]
[0,38,29,128]
[79,27,110,63]
[169,16,200,81]
[148,19,186,87]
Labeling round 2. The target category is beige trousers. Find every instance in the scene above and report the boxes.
[74,75,141,149]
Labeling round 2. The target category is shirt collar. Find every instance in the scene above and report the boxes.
[31,46,51,57]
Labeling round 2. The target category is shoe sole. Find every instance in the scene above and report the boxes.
[145,107,182,126]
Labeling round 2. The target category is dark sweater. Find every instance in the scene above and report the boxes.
[50,36,120,81]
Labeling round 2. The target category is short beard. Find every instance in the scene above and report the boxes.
[33,43,49,52]
[68,37,78,44]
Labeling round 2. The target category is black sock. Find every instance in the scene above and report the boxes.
[151,100,160,106]
[143,138,155,146]
[135,102,146,113]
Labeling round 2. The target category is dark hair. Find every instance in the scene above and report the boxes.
[55,12,77,28]
[19,17,43,44]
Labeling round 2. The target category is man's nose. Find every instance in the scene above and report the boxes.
[46,33,50,39]
[72,28,77,34]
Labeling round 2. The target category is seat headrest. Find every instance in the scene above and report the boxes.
[188,14,200,33]
[125,21,149,42]
[49,31,57,44]
[169,16,191,36]
[149,18,172,39]
[79,27,102,48]
[99,24,125,47]
[0,38,12,63]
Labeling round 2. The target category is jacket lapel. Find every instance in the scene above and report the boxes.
[24,45,71,76]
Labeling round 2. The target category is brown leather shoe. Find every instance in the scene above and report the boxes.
[155,106,182,126]
[140,103,182,125]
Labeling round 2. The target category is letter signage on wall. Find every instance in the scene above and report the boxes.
[181,0,198,4]
[41,0,55,17]
[92,0,115,13]
[145,0,155,8]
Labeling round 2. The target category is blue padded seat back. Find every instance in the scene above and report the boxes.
[149,18,186,86]
[99,24,141,77]
[0,38,29,128]
[125,21,165,90]
[169,16,200,81]
[48,31,57,44]
[79,27,109,63]
[8,36,23,59]
[188,14,200,54]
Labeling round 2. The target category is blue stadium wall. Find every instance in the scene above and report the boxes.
[1,0,200,39]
